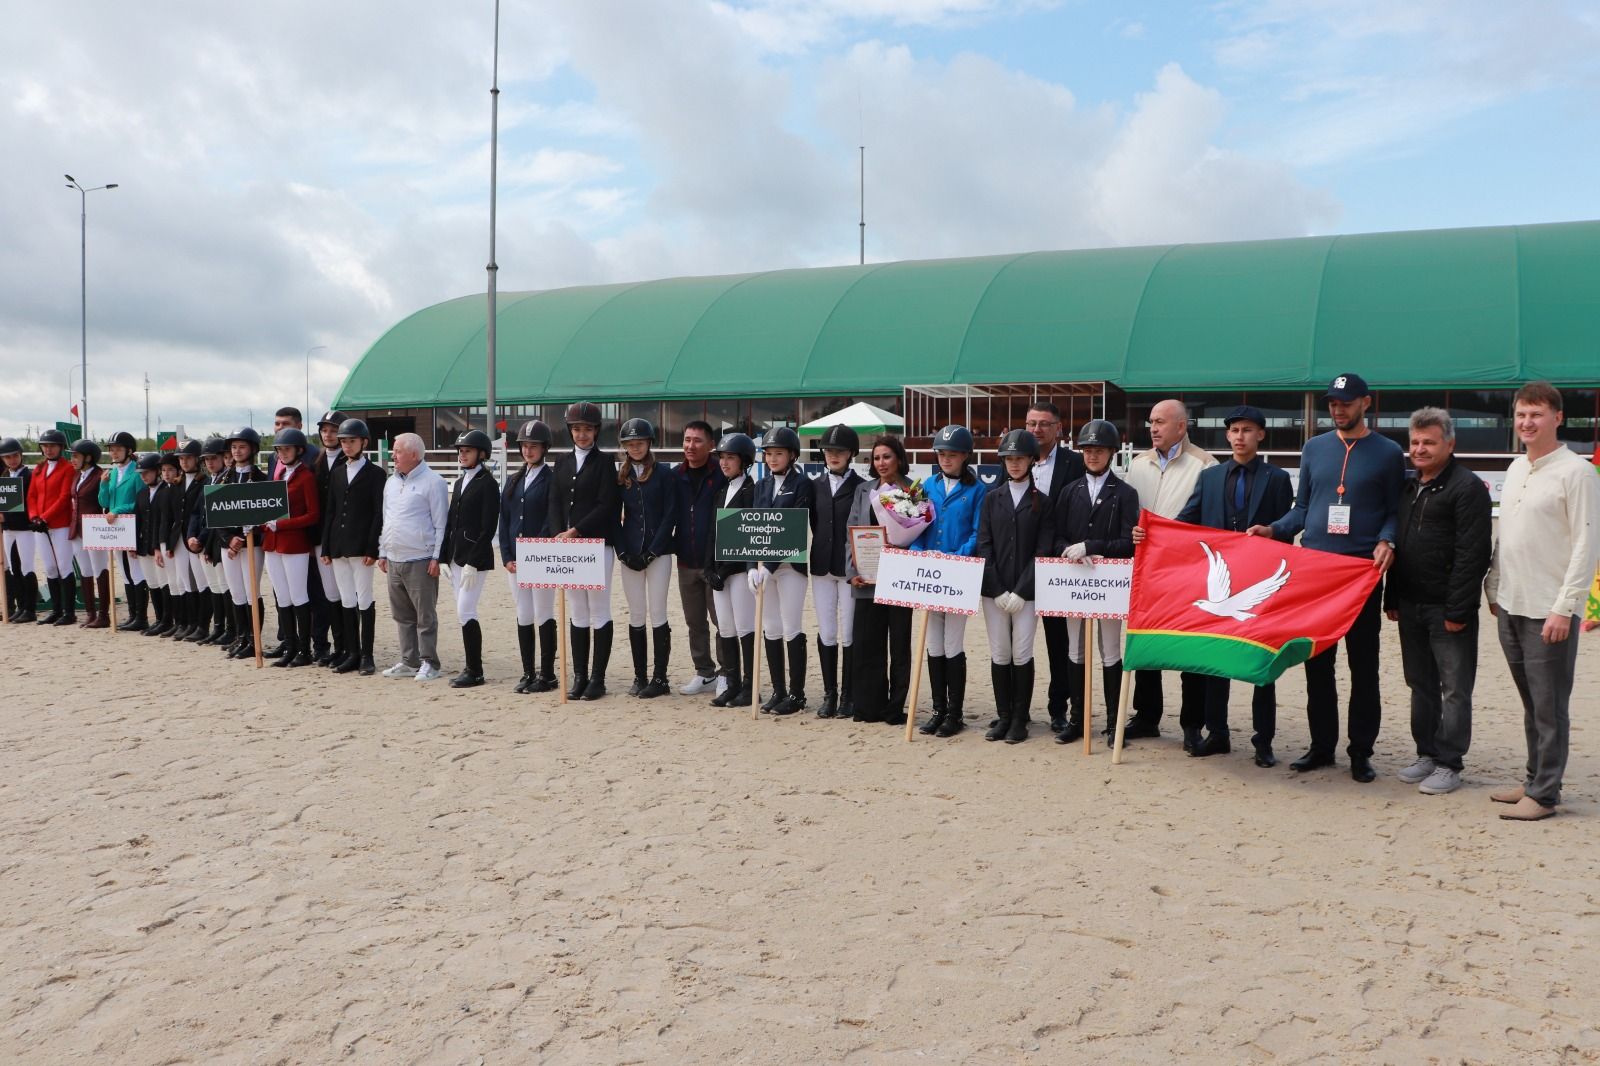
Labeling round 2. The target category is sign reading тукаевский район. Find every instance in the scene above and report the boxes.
[0,480,23,513]
[202,481,290,529]
[714,508,809,564]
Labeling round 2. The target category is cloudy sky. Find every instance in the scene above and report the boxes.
[4,0,1596,438]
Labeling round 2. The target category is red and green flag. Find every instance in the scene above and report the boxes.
[1123,512,1382,686]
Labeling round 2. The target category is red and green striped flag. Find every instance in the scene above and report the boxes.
[1124,512,1382,685]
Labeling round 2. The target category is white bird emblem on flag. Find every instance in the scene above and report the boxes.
[1192,542,1291,621]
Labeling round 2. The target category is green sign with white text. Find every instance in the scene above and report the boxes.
[714,507,809,564]
[203,481,289,529]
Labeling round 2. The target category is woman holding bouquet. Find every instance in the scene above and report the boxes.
[748,427,815,715]
[977,429,1055,744]
[704,433,757,707]
[845,435,924,725]
[911,424,986,736]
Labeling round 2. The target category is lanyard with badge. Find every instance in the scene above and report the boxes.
[1328,432,1358,535]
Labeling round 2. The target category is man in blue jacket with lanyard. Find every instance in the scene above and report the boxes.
[1170,406,1295,765]
[1249,374,1404,783]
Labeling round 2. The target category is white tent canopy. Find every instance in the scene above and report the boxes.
[796,401,904,436]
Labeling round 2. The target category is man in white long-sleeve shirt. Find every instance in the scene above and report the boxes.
[1122,398,1217,745]
[1485,382,1600,822]
[378,433,450,681]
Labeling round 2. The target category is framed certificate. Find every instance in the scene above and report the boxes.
[848,525,886,583]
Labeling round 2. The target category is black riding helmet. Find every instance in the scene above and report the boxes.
[995,429,1038,459]
[456,429,493,460]
[516,420,553,447]
[1076,419,1121,450]
[618,417,655,443]
[71,439,102,464]
[715,432,757,467]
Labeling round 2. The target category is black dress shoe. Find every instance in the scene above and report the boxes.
[1055,721,1084,745]
[1290,750,1335,772]
[450,670,485,689]
[1189,733,1231,758]
[1253,745,1278,768]
[1182,726,1203,753]
[1350,755,1377,783]
[1123,717,1162,739]
[1048,716,1066,735]
[581,679,607,701]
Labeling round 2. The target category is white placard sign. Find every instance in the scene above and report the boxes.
[80,514,137,552]
[872,547,983,615]
[1034,556,1132,619]
[515,537,608,590]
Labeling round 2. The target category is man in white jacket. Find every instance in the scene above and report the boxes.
[1122,399,1218,747]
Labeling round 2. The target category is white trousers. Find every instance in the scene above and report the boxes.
[221,544,263,605]
[314,553,339,600]
[120,550,145,586]
[176,547,207,594]
[812,574,855,648]
[1067,617,1124,666]
[41,527,73,579]
[619,554,673,628]
[982,597,1038,665]
[757,565,808,641]
[712,575,755,638]
[568,547,615,628]
[331,556,377,609]
[141,553,170,591]
[203,557,227,595]
[69,540,108,578]
[265,551,311,606]
[926,610,969,658]
[449,563,486,623]
[3,529,39,574]
[507,571,556,626]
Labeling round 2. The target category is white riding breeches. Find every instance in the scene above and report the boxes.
[983,597,1038,665]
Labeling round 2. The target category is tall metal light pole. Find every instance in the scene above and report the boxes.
[65,175,118,438]
[485,0,501,469]
[306,345,326,420]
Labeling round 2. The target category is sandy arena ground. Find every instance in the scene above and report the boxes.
[2,564,1597,1065]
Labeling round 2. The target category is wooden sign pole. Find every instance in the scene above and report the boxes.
[245,529,264,668]
[105,550,118,632]
[557,588,569,704]
[750,581,765,721]
[1083,618,1095,755]
[905,609,930,742]
[0,535,9,624]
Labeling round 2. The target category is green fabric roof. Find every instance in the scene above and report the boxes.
[334,220,1600,409]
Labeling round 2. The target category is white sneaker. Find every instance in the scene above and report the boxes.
[680,672,717,695]
[1418,766,1461,795]
[1397,756,1437,784]
[383,661,416,678]
[415,663,443,682]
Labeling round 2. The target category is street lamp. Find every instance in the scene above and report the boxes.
[65,174,118,439]
[306,345,326,421]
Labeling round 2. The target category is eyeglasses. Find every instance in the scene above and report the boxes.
[1023,420,1057,429]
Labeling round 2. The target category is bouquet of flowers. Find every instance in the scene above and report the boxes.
[873,482,935,547]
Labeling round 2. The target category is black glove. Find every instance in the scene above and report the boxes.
[30,518,48,533]
[704,569,725,592]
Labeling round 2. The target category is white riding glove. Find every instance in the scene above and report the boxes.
[746,567,767,593]
[995,591,1024,614]
[1063,542,1088,562]
[459,564,479,581]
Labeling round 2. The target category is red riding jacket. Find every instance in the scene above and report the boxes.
[262,463,321,555]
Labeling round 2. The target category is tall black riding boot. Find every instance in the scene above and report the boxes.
[321,601,347,665]
[358,606,377,675]
[919,655,949,734]
[514,623,537,693]
[270,604,299,667]
[1007,662,1035,744]
[183,590,208,641]
[288,605,314,665]
[774,635,807,714]
[261,603,290,658]
[333,606,361,672]
[451,620,485,687]
[986,663,1013,741]
[937,653,967,737]
[836,645,856,720]
[532,619,558,691]
[37,576,63,625]
[816,639,839,718]
[162,592,186,638]
[15,573,39,623]
[54,574,78,625]
[143,587,169,635]
[1102,664,1125,741]
[733,633,755,706]
[232,604,257,659]
[759,637,787,712]
[626,625,649,696]
[582,622,612,700]
[200,590,225,644]
[710,636,740,707]
[567,624,591,699]
[640,625,671,698]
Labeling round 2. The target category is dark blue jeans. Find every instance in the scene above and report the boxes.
[1396,600,1477,771]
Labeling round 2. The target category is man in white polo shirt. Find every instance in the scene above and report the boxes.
[1122,398,1217,746]
[1485,382,1599,822]
[378,433,450,682]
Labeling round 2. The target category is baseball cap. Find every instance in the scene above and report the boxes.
[1322,373,1371,401]
[1223,404,1267,429]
